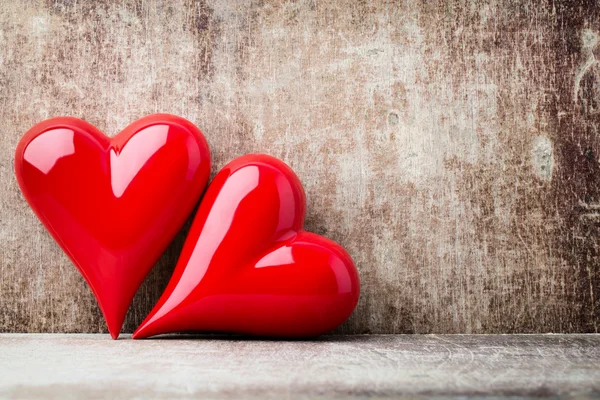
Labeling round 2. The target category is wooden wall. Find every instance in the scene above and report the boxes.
[1,0,599,334]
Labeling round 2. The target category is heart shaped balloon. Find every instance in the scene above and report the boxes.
[133,154,360,338]
[15,115,211,339]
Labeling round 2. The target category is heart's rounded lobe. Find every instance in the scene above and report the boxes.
[133,154,360,338]
[14,115,211,338]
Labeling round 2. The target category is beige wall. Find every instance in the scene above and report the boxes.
[1,0,599,334]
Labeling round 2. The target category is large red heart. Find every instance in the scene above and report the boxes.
[133,154,360,338]
[14,115,211,339]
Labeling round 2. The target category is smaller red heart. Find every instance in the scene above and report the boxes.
[15,115,211,338]
[133,154,360,338]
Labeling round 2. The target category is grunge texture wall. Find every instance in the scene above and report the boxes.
[0,0,599,334]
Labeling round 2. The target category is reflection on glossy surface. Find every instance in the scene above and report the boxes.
[255,246,294,268]
[134,154,360,339]
[15,115,211,339]
[109,124,169,198]
[24,128,75,174]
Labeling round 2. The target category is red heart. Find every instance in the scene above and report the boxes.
[14,115,211,339]
[133,154,360,338]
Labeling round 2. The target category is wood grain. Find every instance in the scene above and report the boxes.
[0,0,599,334]
[1,334,600,398]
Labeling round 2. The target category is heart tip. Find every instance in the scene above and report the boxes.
[132,322,152,339]
[131,331,144,340]
[133,311,174,339]
[105,316,124,340]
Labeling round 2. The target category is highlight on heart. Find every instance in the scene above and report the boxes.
[14,115,360,339]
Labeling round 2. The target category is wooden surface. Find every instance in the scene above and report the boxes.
[1,334,599,399]
[1,0,600,334]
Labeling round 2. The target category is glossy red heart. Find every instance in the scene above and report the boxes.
[14,115,211,339]
[133,154,360,338]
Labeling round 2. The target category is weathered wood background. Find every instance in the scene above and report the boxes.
[0,0,599,334]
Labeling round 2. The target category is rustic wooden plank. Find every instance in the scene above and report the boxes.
[1,334,599,399]
[1,0,599,334]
